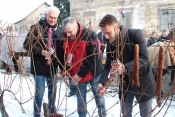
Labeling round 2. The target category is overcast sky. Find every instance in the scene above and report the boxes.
[0,0,53,25]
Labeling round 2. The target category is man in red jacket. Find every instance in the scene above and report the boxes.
[57,17,106,117]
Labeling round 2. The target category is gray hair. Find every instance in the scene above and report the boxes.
[45,6,60,15]
[62,17,77,29]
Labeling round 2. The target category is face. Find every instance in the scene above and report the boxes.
[64,24,78,40]
[162,31,167,37]
[45,10,58,26]
[100,24,119,42]
[152,33,157,38]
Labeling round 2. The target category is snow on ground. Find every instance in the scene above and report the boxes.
[0,69,175,117]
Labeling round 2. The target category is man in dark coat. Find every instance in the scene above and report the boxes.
[98,14,156,117]
[158,30,170,42]
[147,31,159,47]
[23,6,63,117]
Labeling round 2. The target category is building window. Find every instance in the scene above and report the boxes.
[40,13,45,19]
[120,12,132,28]
[160,9,175,31]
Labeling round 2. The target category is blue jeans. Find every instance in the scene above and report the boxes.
[122,90,152,117]
[34,74,57,117]
[76,75,106,117]
[68,78,77,94]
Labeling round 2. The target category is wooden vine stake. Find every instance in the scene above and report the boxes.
[132,44,140,87]
[156,46,165,107]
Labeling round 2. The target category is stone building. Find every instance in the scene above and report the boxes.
[70,0,175,37]
[14,2,50,33]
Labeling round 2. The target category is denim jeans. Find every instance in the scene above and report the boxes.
[34,74,57,117]
[122,90,152,117]
[68,78,77,94]
[76,75,106,117]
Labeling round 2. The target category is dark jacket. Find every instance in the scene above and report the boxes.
[158,36,170,42]
[58,23,103,83]
[147,37,159,47]
[23,18,63,75]
[98,26,156,103]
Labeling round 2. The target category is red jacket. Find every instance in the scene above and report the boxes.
[62,24,94,83]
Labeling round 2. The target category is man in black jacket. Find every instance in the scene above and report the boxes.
[158,30,170,42]
[147,31,159,47]
[23,6,63,117]
[98,14,156,117]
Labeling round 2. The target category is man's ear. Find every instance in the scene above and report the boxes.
[114,24,119,31]
[114,24,119,32]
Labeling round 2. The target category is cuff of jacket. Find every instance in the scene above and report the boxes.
[124,63,130,73]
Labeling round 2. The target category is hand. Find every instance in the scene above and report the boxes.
[72,74,81,84]
[60,70,66,76]
[109,72,116,82]
[41,50,51,59]
[98,83,106,96]
[116,63,126,75]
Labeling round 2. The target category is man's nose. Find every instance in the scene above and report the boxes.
[66,33,70,37]
[51,18,55,22]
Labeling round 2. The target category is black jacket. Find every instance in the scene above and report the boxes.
[99,26,156,103]
[23,18,63,75]
[147,37,158,47]
[57,24,103,81]
[158,36,170,42]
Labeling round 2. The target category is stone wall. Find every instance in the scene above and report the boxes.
[70,0,175,37]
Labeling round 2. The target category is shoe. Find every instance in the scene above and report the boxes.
[50,112,63,117]
[169,81,172,86]
[67,93,75,97]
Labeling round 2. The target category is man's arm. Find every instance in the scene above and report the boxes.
[23,25,44,56]
[124,29,149,74]
[77,31,97,78]
[147,38,151,47]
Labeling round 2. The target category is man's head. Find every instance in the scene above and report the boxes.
[62,17,78,40]
[162,30,167,37]
[99,14,120,42]
[45,6,60,26]
[151,31,157,38]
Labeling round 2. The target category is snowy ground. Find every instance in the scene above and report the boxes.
[0,68,175,117]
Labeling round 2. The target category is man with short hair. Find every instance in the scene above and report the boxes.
[159,30,169,42]
[98,14,156,117]
[57,17,106,117]
[23,6,63,117]
[147,31,158,47]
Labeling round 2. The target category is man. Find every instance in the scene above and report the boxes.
[98,14,156,117]
[57,17,106,117]
[147,31,158,47]
[23,6,63,117]
[158,30,169,42]
[98,31,107,57]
